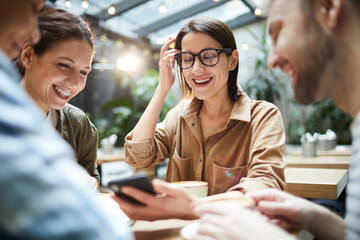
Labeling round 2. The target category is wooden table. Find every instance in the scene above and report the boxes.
[286,145,352,156]
[132,219,196,240]
[96,148,126,165]
[285,167,348,199]
[132,219,312,240]
[284,155,351,169]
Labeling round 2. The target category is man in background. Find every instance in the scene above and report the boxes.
[0,1,132,239]
[193,0,360,239]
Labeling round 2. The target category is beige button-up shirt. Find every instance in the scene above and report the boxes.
[125,93,286,195]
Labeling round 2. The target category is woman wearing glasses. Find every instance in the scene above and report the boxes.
[118,16,286,220]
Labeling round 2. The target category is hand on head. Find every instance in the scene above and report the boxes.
[158,38,180,93]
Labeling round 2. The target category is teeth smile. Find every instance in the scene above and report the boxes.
[194,78,211,84]
[54,85,71,98]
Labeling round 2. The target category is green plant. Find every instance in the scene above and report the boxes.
[243,21,286,103]
[305,100,352,144]
[94,69,178,147]
[286,99,353,144]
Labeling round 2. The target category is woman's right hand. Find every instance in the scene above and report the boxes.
[158,37,180,93]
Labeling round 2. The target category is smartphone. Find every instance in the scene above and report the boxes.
[108,174,156,205]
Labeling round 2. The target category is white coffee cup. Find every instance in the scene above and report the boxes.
[172,181,208,198]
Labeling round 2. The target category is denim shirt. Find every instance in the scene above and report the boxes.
[0,50,133,239]
[346,112,360,239]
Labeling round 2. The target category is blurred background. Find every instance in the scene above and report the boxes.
[45,0,352,148]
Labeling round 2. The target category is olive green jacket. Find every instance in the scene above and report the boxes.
[55,104,100,183]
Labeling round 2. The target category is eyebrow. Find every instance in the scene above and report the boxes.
[58,57,91,70]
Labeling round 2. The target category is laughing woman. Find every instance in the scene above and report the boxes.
[118,16,286,220]
[15,9,100,188]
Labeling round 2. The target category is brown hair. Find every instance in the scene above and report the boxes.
[15,8,95,76]
[175,16,241,102]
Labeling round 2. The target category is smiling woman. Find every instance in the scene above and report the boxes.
[120,16,286,221]
[14,9,100,188]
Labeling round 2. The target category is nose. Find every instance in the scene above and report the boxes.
[191,55,205,72]
[267,47,281,70]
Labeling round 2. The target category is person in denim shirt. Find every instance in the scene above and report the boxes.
[0,1,133,239]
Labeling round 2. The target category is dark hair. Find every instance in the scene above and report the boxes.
[15,9,95,76]
[175,16,241,102]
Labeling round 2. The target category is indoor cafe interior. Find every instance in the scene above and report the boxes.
[8,0,354,239]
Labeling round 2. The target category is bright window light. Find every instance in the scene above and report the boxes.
[116,53,142,72]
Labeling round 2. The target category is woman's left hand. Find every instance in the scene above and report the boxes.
[111,179,199,221]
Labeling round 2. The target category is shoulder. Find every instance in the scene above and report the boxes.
[60,104,96,129]
[250,99,281,116]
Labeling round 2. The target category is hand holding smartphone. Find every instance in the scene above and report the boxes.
[108,174,156,205]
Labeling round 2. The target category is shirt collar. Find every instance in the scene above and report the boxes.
[182,92,252,123]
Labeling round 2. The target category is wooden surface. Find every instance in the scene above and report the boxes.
[284,155,351,169]
[96,148,126,165]
[132,219,196,240]
[285,167,348,199]
[286,145,352,156]
[132,219,311,240]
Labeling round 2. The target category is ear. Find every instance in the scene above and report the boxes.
[229,49,239,71]
[20,43,35,69]
[317,0,342,30]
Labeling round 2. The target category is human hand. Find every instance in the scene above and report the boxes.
[193,203,291,240]
[246,189,317,231]
[111,179,199,221]
[158,37,180,93]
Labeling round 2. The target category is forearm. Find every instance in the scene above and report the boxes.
[132,87,168,141]
[307,204,345,240]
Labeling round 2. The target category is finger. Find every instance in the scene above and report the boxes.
[121,185,158,205]
[152,179,189,198]
[195,204,232,217]
[270,218,292,230]
[160,52,177,68]
[160,37,176,57]
[257,200,294,217]
[245,189,288,204]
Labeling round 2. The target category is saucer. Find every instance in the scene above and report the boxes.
[180,221,200,240]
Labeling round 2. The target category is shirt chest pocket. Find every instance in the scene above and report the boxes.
[211,162,248,194]
[169,148,194,181]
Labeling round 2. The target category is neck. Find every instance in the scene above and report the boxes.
[201,92,233,119]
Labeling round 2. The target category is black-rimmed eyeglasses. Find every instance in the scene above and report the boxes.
[174,48,232,69]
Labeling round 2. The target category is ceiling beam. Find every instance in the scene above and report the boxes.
[226,12,264,29]
[134,0,233,36]
[93,0,150,21]
[240,0,256,13]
